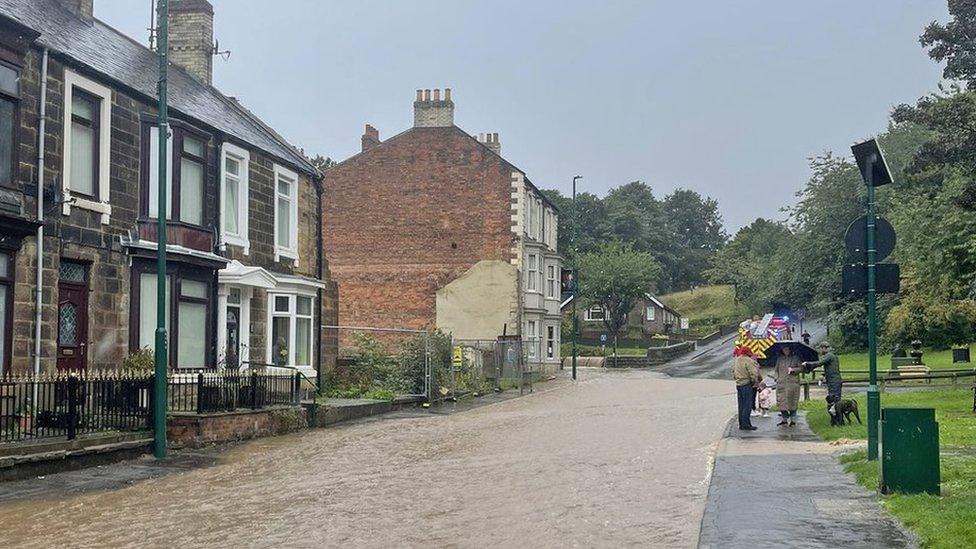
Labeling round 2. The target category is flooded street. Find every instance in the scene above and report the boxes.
[0,369,733,548]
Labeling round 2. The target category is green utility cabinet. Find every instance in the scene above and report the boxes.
[879,407,940,495]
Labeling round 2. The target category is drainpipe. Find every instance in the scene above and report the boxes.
[315,177,323,393]
[32,48,49,381]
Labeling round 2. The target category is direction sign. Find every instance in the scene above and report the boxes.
[842,263,901,295]
[845,215,895,262]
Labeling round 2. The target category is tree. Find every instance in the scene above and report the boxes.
[706,218,795,311]
[661,189,728,290]
[577,243,660,360]
[541,189,610,264]
[920,0,976,88]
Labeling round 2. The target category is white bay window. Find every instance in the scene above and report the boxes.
[267,293,314,373]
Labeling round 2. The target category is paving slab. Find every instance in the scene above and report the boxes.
[698,412,917,549]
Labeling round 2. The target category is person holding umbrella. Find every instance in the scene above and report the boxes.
[774,345,803,426]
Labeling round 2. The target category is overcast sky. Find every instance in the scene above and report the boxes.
[96,1,947,230]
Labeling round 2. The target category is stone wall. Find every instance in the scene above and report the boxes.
[166,406,308,448]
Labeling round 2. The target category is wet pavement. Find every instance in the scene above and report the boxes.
[698,413,917,549]
[0,369,732,548]
[660,321,826,380]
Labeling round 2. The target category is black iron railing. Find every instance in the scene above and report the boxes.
[0,371,154,444]
[1,369,302,445]
[167,370,302,414]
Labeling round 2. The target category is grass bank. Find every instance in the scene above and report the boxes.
[660,284,748,334]
[799,389,976,548]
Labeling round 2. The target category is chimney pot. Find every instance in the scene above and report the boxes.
[362,124,381,152]
[416,89,423,101]
[481,131,501,155]
[414,86,455,128]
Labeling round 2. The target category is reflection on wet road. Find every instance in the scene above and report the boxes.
[0,369,732,548]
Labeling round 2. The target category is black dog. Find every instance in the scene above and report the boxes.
[828,398,861,425]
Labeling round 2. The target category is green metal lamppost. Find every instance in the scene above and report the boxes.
[153,0,170,459]
[571,175,581,381]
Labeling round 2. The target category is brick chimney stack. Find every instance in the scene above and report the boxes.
[169,0,214,85]
[58,0,94,23]
[362,124,380,152]
[478,132,501,155]
[413,88,455,128]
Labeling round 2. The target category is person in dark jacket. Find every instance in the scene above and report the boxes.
[803,342,842,403]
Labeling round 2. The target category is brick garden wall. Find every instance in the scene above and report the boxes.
[166,406,308,447]
[323,127,514,333]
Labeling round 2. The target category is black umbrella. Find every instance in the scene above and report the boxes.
[758,340,819,368]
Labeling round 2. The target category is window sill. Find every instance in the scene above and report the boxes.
[222,234,250,256]
[275,247,299,266]
[63,193,111,224]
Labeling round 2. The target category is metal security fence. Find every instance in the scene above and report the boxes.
[0,372,153,444]
[168,370,302,413]
[450,337,530,398]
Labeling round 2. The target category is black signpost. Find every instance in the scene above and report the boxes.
[848,137,897,462]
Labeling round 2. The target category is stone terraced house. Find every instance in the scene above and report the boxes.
[324,89,562,374]
[0,0,338,381]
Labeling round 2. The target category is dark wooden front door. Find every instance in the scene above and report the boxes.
[57,264,89,372]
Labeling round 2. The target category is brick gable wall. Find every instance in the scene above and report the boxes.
[323,127,513,331]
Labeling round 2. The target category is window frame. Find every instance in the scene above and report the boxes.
[526,319,538,359]
[584,305,605,322]
[219,142,250,254]
[62,69,112,224]
[0,58,20,189]
[526,253,538,292]
[546,264,557,298]
[68,89,99,200]
[646,305,656,321]
[266,291,315,368]
[0,251,13,374]
[130,263,214,369]
[141,121,211,228]
[273,164,299,264]
[546,325,556,359]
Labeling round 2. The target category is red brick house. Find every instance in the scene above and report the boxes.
[0,0,338,380]
[324,90,562,372]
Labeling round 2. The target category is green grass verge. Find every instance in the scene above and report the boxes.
[798,389,976,446]
[834,348,976,372]
[801,389,976,548]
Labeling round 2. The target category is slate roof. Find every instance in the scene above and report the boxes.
[0,0,318,176]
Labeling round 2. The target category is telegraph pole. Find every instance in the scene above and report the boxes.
[571,175,581,381]
[153,0,169,459]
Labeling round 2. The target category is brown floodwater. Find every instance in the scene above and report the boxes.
[0,369,733,548]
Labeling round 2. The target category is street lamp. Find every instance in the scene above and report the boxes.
[572,175,581,381]
[153,0,170,459]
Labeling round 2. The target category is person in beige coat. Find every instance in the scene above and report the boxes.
[774,345,803,427]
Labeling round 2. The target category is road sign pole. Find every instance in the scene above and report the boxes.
[866,154,880,461]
